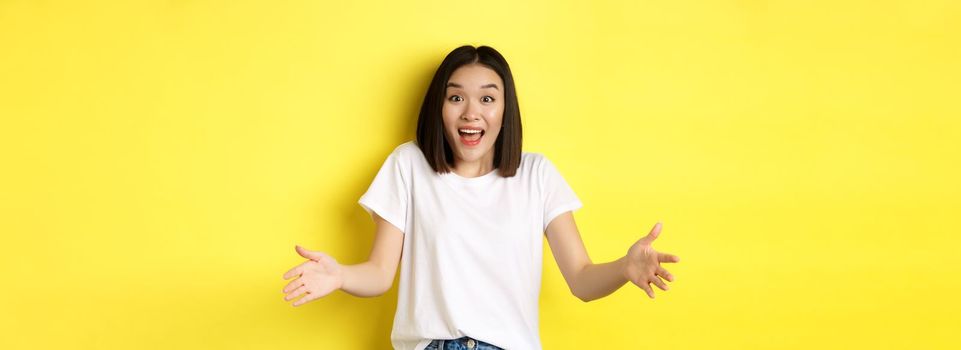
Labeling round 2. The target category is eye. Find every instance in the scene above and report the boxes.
[482,96,495,103]
[448,95,463,102]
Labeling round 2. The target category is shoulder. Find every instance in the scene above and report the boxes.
[386,140,423,164]
[393,140,419,153]
[391,140,419,155]
[521,151,546,166]
[519,151,556,176]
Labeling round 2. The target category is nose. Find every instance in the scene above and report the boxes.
[460,100,482,121]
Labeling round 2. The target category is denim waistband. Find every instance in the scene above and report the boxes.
[426,336,504,350]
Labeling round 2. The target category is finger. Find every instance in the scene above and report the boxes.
[650,274,669,291]
[656,266,674,282]
[637,222,663,246]
[296,245,329,262]
[283,261,311,280]
[632,277,656,299]
[283,277,305,294]
[282,266,303,280]
[285,285,310,302]
[658,252,680,263]
[292,291,317,307]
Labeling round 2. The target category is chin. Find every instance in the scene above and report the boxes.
[453,144,493,161]
[455,148,480,159]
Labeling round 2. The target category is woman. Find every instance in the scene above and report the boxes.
[282,45,681,350]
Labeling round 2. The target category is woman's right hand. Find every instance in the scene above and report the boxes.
[282,245,344,306]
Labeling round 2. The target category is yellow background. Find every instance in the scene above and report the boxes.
[2,0,959,348]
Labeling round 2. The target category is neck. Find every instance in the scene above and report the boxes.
[452,153,495,178]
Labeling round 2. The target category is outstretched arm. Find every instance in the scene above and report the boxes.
[282,212,404,306]
[545,212,680,302]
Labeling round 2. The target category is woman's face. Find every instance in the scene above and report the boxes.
[442,64,505,166]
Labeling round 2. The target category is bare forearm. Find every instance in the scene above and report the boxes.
[570,256,628,302]
[340,261,392,297]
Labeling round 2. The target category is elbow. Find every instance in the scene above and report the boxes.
[374,273,396,297]
[371,261,397,297]
[356,282,392,298]
[374,282,393,297]
[571,288,595,303]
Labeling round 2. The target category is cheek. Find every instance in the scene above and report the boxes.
[442,105,453,120]
[443,105,463,123]
[442,106,458,124]
[486,105,505,126]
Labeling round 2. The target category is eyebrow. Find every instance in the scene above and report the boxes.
[446,82,499,90]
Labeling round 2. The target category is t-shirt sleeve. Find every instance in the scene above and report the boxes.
[358,148,410,234]
[540,156,583,232]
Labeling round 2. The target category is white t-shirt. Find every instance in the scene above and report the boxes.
[358,141,583,350]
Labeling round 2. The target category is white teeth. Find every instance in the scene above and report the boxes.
[459,129,482,134]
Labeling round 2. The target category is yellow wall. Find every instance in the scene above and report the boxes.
[2,0,959,348]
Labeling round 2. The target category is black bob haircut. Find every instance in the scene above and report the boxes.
[415,45,523,177]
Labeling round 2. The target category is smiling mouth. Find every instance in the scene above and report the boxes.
[458,129,484,146]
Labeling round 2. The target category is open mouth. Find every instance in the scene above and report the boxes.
[458,128,485,146]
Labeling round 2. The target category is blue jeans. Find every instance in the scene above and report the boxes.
[424,336,504,350]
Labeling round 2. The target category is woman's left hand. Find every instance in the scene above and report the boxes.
[622,222,681,299]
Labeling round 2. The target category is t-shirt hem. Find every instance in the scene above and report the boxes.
[544,200,583,231]
[358,198,406,234]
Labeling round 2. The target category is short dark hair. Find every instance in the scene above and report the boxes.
[416,45,523,177]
